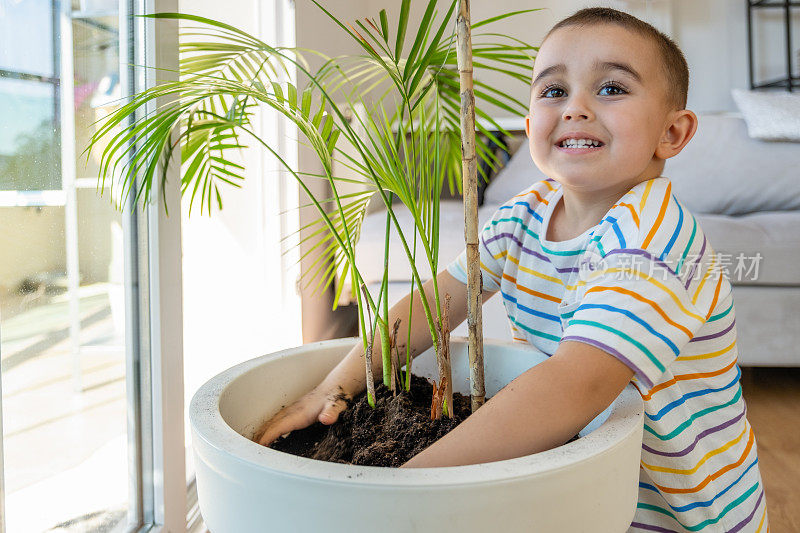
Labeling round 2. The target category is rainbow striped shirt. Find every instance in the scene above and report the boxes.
[448,177,768,532]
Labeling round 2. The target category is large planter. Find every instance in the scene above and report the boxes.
[191,338,644,532]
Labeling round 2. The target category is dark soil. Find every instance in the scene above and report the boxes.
[271,374,469,466]
[270,373,578,467]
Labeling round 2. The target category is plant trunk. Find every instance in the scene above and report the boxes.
[360,284,377,407]
[456,0,485,412]
[390,318,402,396]
[364,334,377,408]
[438,294,454,418]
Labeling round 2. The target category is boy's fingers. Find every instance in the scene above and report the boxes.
[257,408,295,446]
[258,416,297,446]
[257,389,348,445]
[257,422,280,446]
[318,397,347,425]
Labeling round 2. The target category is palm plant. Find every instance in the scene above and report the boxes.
[88,0,536,416]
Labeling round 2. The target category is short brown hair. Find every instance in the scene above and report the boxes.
[544,8,689,110]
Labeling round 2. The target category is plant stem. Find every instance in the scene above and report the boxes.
[390,318,402,395]
[404,276,414,392]
[456,0,485,412]
[381,203,392,387]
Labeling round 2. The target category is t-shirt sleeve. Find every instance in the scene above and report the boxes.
[559,249,713,391]
[446,206,510,293]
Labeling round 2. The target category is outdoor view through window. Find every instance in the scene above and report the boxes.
[1,0,130,531]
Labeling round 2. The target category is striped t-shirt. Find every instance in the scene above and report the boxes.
[448,177,768,532]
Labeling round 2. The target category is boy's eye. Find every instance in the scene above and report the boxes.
[539,83,626,98]
[540,85,565,98]
[598,83,627,96]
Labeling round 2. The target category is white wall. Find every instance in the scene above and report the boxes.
[293,1,368,341]
[178,0,303,421]
[673,0,799,112]
[357,0,799,114]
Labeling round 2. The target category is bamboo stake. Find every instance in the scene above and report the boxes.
[456,0,485,412]
[439,294,453,416]
[431,295,452,420]
[390,318,402,396]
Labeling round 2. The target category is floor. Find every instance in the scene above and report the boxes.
[740,366,800,533]
[1,285,128,532]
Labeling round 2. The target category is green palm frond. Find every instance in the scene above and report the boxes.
[312,2,538,194]
[86,5,541,391]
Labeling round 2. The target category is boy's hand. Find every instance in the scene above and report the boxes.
[255,270,480,448]
[255,382,351,446]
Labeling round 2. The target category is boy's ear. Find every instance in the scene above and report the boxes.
[655,109,698,160]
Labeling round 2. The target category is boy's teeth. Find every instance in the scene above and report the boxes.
[561,138,601,148]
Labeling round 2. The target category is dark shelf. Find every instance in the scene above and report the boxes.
[746,0,797,91]
[749,1,800,7]
[752,76,800,90]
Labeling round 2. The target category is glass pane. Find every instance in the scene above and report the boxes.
[0,79,61,191]
[74,16,120,182]
[73,0,118,14]
[0,0,55,77]
[0,8,132,533]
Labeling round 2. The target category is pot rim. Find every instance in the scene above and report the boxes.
[190,337,643,487]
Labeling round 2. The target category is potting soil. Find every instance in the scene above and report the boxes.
[270,374,578,466]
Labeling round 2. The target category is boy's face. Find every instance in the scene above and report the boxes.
[526,23,676,194]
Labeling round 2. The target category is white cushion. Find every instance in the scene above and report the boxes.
[731,88,800,141]
[484,114,800,216]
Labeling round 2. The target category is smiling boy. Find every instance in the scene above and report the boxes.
[258,8,768,532]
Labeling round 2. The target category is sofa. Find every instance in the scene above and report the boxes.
[354,114,800,366]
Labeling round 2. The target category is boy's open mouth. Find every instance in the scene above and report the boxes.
[556,135,605,154]
[554,133,605,152]
[558,138,603,148]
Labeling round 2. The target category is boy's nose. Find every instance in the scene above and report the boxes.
[562,98,594,121]
[562,110,591,121]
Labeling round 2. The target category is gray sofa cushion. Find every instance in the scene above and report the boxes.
[666,114,800,215]
[356,205,800,288]
[695,211,800,286]
[482,143,546,206]
[356,200,502,286]
[483,114,800,216]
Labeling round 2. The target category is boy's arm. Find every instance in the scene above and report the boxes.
[402,341,634,467]
[257,270,493,445]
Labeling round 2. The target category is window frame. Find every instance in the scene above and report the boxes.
[124,0,187,531]
[0,373,5,533]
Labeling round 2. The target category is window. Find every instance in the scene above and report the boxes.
[0,0,61,195]
[1,2,300,531]
[0,0,186,531]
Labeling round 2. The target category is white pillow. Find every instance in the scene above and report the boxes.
[731,88,800,141]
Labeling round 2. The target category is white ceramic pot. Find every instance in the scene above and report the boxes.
[191,337,644,533]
